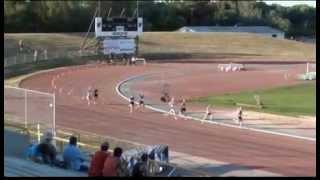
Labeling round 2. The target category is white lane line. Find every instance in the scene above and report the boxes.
[115,74,316,142]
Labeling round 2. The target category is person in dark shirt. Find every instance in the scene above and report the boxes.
[132,153,148,177]
[37,131,57,166]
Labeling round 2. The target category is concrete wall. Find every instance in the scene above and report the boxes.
[4,129,30,158]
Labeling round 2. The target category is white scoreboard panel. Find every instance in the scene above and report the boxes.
[103,39,136,55]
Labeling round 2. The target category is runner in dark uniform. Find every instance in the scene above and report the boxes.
[139,94,144,105]
[94,89,98,99]
[160,92,170,103]
[93,89,98,104]
[179,99,187,114]
[238,107,243,127]
[135,93,145,111]
[129,96,135,113]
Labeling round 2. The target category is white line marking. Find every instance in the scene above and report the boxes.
[115,74,316,142]
[5,85,54,97]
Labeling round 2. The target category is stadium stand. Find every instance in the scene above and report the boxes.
[4,128,86,177]
[4,156,86,177]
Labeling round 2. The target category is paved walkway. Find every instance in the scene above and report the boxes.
[169,151,281,177]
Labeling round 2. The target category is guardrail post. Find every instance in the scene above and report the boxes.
[37,123,41,143]
[25,90,27,128]
[53,94,56,137]
[44,49,48,60]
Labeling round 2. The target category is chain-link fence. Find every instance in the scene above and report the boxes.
[4,86,55,139]
[3,49,99,68]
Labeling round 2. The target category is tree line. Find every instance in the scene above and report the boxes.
[4,0,316,38]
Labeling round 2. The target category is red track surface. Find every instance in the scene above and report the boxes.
[19,63,316,176]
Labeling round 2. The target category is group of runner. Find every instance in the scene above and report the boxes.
[129,94,145,113]
[162,93,243,126]
[86,86,99,105]
[166,97,187,120]
[56,81,243,126]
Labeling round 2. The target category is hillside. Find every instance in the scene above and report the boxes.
[4,32,315,61]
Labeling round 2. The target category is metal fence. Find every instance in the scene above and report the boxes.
[4,86,55,138]
[3,48,209,177]
[3,49,99,68]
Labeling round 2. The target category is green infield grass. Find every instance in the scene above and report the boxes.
[190,82,316,117]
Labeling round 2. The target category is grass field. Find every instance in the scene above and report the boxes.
[190,82,316,117]
[4,32,316,61]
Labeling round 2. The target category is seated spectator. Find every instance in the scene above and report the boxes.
[37,131,57,166]
[88,142,111,176]
[132,153,149,177]
[26,141,41,163]
[103,147,123,176]
[63,136,88,172]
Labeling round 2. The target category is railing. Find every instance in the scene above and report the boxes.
[4,86,56,137]
[4,119,210,177]
[4,49,99,68]
[3,47,210,177]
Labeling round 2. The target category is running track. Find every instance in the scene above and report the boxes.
[18,63,316,176]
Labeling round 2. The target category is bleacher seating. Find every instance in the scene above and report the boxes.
[4,128,87,177]
[4,156,86,177]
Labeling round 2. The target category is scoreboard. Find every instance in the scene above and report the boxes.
[95,17,143,38]
[95,16,142,55]
[103,38,136,54]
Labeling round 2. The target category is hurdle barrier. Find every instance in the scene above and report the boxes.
[218,63,244,72]
[135,57,147,65]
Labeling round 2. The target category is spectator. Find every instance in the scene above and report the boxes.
[44,49,48,60]
[63,136,88,172]
[34,49,38,62]
[88,142,112,176]
[132,153,148,177]
[26,141,41,163]
[18,40,24,52]
[103,147,123,176]
[37,131,57,165]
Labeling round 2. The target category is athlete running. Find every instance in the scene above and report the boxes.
[202,105,213,123]
[129,96,135,113]
[168,97,177,120]
[86,86,93,106]
[179,98,187,115]
[237,106,243,127]
[136,93,145,111]
[93,88,99,105]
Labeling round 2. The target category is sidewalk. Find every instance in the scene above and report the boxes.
[169,151,282,177]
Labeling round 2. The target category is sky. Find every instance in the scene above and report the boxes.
[263,1,316,7]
